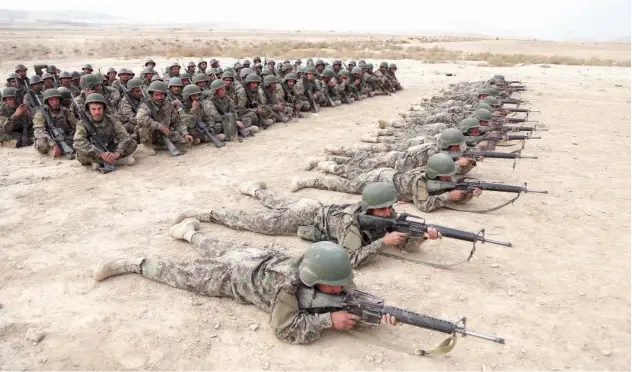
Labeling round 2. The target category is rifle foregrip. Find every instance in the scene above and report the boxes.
[429,225,478,243]
[477,182,523,193]
[383,306,455,335]
[469,151,517,159]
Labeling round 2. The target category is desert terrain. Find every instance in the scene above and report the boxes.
[0,28,630,370]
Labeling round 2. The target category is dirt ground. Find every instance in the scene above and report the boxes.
[0,34,630,370]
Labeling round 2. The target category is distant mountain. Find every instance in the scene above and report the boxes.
[0,8,130,25]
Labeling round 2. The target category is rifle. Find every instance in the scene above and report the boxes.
[427,179,548,195]
[504,108,538,114]
[464,149,537,160]
[21,80,36,147]
[491,123,547,133]
[141,90,181,157]
[504,117,538,124]
[297,287,505,355]
[41,106,75,159]
[261,86,289,123]
[321,80,336,107]
[306,80,319,113]
[71,95,116,173]
[195,121,225,148]
[501,99,529,105]
[357,213,512,247]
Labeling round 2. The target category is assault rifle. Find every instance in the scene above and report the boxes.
[261,86,289,123]
[195,121,225,148]
[71,95,115,173]
[427,179,548,195]
[504,116,539,124]
[308,85,319,114]
[297,287,505,355]
[21,80,36,147]
[463,149,537,160]
[501,98,529,105]
[503,108,538,114]
[141,90,181,156]
[41,105,75,159]
[357,213,512,247]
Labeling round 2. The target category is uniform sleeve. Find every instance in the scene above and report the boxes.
[235,87,248,109]
[73,122,101,156]
[113,118,134,154]
[33,110,49,139]
[258,89,269,105]
[270,291,333,345]
[203,100,222,127]
[0,111,17,134]
[413,192,450,212]
[172,106,188,136]
[178,106,196,131]
[339,225,388,268]
[135,102,163,131]
[119,98,137,126]
[293,80,305,98]
[66,109,78,130]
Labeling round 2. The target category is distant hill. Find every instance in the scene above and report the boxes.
[0,8,131,25]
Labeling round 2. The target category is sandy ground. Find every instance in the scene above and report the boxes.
[0,42,630,370]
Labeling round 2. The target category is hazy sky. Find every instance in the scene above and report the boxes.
[3,0,630,42]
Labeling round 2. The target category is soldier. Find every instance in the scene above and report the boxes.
[32,88,77,156]
[221,71,237,102]
[234,63,244,82]
[234,74,270,129]
[81,64,94,76]
[175,181,440,266]
[375,62,395,93]
[111,68,133,95]
[314,59,326,74]
[136,81,194,155]
[346,61,356,73]
[242,59,251,69]
[144,59,157,69]
[364,64,389,96]
[196,59,208,75]
[320,69,342,107]
[118,78,144,135]
[0,87,32,147]
[259,75,292,123]
[387,64,403,91]
[57,87,74,110]
[266,60,277,76]
[291,153,482,213]
[164,62,181,80]
[192,73,211,100]
[42,73,56,90]
[279,63,293,78]
[24,75,45,116]
[336,70,357,103]
[178,84,219,144]
[96,233,405,344]
[5,73,19,89]
[71,71,81,88]
[205,79,256,139]
[141,67,156,88]
[58,71,80,97]
[73,93,137,170]
[75,75,104,109]
[99,74,121,109]
[293,58,302,71]
[14,64,29,86]
[167,77,184,109]
[180,72,192,86]
[253,56,262,65]
[105,68,117,86]
[293,66,321,112]
[208,59,219,69]
[185,61,196,75]
[279,73,306,117]
[351,66,372,98]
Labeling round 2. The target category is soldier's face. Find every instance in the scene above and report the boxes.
[287,80,295,88]
[333,64,341,71]
[468,128,480,136]
[72,78,80,86]
[389,68,396,73]
[93,85,103,93]
[144,74,153,80]
[89,103,104,120]
[212,63,219,68]
[182,79,191,86]
[120,74,131,82]
[172,67,180,74]
[60,78,71,86]
[108,72,116,80]
[132,88,143,99]
[44,79,54,87]
[196,81,207,89]
[47,97,61,110]
[32,82,43,92]
[248,82,258,91]
[315,284,343,295]
[83,69,93,74]
[190,94,199,102]
[152,92,166,105]
[479,120,490,127]
[380,67,386,72]
[216,87,226,97]
[199,63,207,70]
[170,86,182,95]
[146,63,155,68]
[269,83,276,90]
[348,65,355,70]
[438,176,453,182]
[223,78,232,87]
[16,70,27,79]
[306,73,314,81]
[8,79,17,88]
[367,207,394,218]
[188,66,195,73]
[243,63,250,68]
[478,94,488,100]
[5,97,17,108]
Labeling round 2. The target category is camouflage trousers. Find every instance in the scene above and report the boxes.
[139,234,277,311]
[238,110,260,127]
[0,131,24,148]
[295,99,312,112]
[194,189,324,237]
[76,138,137,165]
[138,126,189,150]
[320,151,402,178]
[295,168,398,195]
[120,121,135,134]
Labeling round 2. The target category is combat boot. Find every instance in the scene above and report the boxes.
[94,256,144,281]
[238,181,267,197]
[324,145,344,155]
[168,218,200,240]
[290,176,317,192]
[249,125,260,134]
[262,119,274,127]
[317,161,339,174]
[116,155,136,166]
[141,143,156,156]
[304,157,322,170]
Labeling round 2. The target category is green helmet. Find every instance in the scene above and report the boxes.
[142,67,156,75]
[425,153,457,179]
[477,88,491,96]
[210,58,219,65]
[222,70,235,79]
[332,59,342,66]
[283,72,298,82]
[210,79,226,94]
[71,71,81,79]
[438,128,466,158]
[493,74,506,81]
[322,69,336,78]
[180,72,192,81]
[29,75,43,85]
[298,67,306,74]
[85,93,106,109]
[304,66,317,74]
[42,73,53,81]
[243,59,251,66]
[358,60,366,65]
[361,182,397,212]
[14,64,27,72]
[6,73,19,81]
[261,68,272,77]
[148,81,168,94]
[474,108,493,121]
[379,61,388,68]
[240,68,254,79]
[339,70,351,77]
[2,87,17,98]
[168,77,183,88]
[57,87,72,101]
[306,58,313,64]
[234,62,243,70]
[351,67,363,75]
[359,63,367,69]
[42,88,62,103]
[82,63,93,70]
[80,74,101,90]
[348,60,356,66]
[151,75,163,82]
[488,86,500,96]
[483,96,500,107]
[298,241,353,287]
[281,63,293,73]
[192,73,209,84]
[475,102,493,112]
[253,56,262,63]
[182,84,201,101]
[366,63,374,69]
[263,75,278,87]
[59,71,72,79]
[389,63,397,69]
[127,78,144,90]
[315,59,324,66]
[245,74,261,84]
[145,59,156,67]
[460,117,480,134]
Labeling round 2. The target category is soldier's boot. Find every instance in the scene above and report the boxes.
[304,157,323,171]
[317,161,340,174]
[238,181,267,197]
[115,155,136,166]
[94,256,144,282]
[141,143,156,156]
[249,125,260,134]
[324,145,345,155]
[193,138,201,145]
[168,218,201,241]
[216,134,226,141]
[261,119,274,128]
[290,176,318,192]
[354,143,390,153]
[378,119,394,129]
[360,134,380,143]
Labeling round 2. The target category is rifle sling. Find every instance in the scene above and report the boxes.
[377,236,476,269]
[345,329,457,357]
[443,193,521,214]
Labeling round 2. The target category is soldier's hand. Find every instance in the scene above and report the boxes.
[476,141,492,150]
[159,127,171,136]
[276,104,284,112]
[449,190,466,201]
[52,144,62,157]
[472,188,483,197]
[15,104,27,117]
[312,93,318,99]
[423,227,442,240]
[331,311,359,330]
[381,314,402,326]
[99,152,119,164]
[456,157,474,167]
[184,134,194,143]
[384,231,408,247]
[191,100,199,110]
[328,79,336,87]
[172,100,182,109]
[256,108,265,115]
[236,120,245,129]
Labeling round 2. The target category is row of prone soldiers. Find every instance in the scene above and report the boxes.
[0,58,403,172]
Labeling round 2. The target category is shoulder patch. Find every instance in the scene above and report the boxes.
[270,291,299,329]
[341,225,363,252]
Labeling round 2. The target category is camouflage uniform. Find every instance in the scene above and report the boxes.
[134,234,336,344]
[118,95,142,134]
[0,102,32,146]
[258,86,292,121]
[292,168,457,213]
[32,107,77,154]
[320,79,342,107]
[103,85,121,108]
[293,78,319,112]
[190,188,390,268]
[178,100,214,142]
[205,96,253,133]
[234,85,260,126]
[136,99,190,150]
[73,114,137,165]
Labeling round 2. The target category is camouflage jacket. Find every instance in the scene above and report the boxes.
[258,87,280,107]
[73,114,133,156]
[136,99,189,136]
[33,106,77,141]
[293,78,320,101]
[179,100,214,132]
[0,102,31,140]
[118,95,142,128]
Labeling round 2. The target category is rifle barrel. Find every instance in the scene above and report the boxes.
[457,327,506,344]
